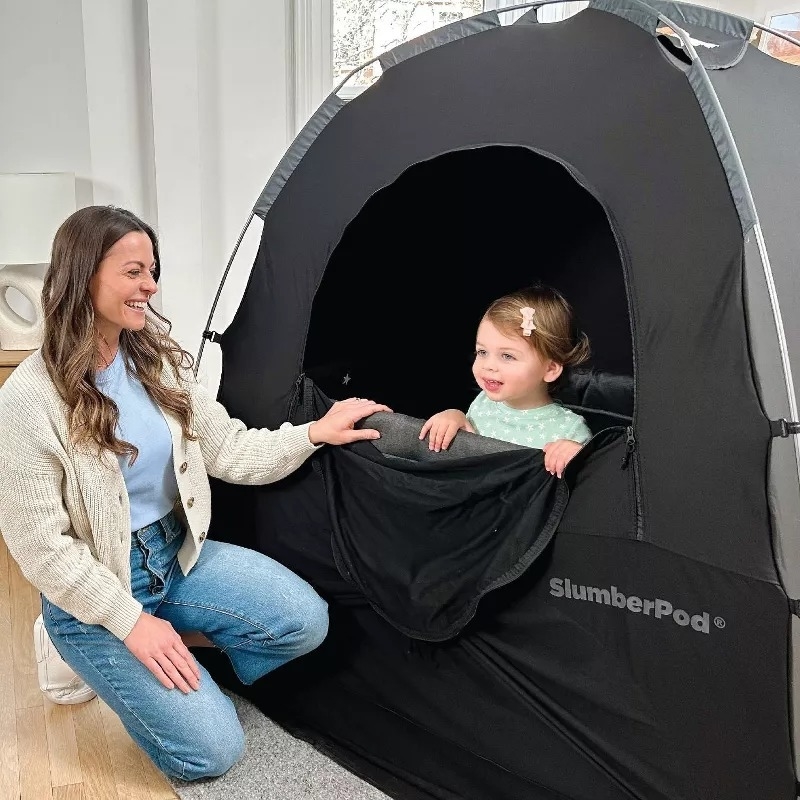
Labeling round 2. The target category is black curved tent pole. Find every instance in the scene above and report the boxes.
[194,209,255,375]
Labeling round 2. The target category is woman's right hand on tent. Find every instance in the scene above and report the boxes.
[124,612,201,693]
[308,397,393,446]
[419,410,474,452]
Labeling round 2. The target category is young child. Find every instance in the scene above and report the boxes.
[420,284,591,478]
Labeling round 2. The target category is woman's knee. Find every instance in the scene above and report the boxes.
[261,588,328,659]
[292,590,329,655]
[155,718,245,781]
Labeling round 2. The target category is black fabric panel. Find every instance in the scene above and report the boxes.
[555,369,634,420]
[468,533,794,800]
[301,383,568,641]
[200,523,794,800]
[558,427,637,539]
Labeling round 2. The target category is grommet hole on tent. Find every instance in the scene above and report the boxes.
[302,145,634,435]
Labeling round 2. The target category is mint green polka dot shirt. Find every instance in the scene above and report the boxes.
[466,392,592,449]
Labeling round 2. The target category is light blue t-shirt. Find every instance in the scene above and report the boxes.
[466,392,592,449]
[95,352,179,532]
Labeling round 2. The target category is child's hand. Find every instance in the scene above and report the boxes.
[542,439,584,478]
[419,410,474,452]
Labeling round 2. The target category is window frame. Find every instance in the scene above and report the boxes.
[290,0,334,134]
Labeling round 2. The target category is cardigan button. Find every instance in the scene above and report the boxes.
[186,497,194,509]
[179,462,188,474]
[199,531,206,542]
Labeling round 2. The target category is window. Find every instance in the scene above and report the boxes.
[333,1,483,91]
[292,1,588,131]
[757,9,800,64]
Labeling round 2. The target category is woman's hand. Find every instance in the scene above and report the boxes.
[124,612,201,693]
[419,410,474,452]
[308,397,393,446]
[542,439,584,478]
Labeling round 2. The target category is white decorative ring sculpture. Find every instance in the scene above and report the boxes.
[0,266,45,350]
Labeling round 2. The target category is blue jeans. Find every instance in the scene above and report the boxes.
[42,511,328,781]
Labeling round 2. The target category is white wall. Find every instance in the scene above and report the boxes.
[702,0,760,17]
[0,0,292,390]
[0,0,93,206]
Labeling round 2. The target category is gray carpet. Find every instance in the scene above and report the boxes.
[170,690,391,800]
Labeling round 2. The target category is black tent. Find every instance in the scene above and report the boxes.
[201,1,800,797]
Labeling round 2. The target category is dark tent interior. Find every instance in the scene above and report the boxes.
[302,145,633,424]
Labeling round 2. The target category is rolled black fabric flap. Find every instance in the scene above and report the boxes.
[555,368,634,420]
[298,379,569,641]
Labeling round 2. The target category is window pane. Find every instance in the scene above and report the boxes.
[760,11,800,65]
[333,0,483,87]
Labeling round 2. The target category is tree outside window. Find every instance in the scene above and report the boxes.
[334,0,483,89]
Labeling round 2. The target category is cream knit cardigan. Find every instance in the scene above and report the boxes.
[0,351,319,641]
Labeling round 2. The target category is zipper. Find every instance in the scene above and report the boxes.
[286,372,306,422]
[621,425,635,470]
[555,157,643,543]
[620,425,644,540]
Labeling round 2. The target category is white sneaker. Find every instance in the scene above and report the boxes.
[33,614,96,705]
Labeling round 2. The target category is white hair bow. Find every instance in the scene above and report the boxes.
[520,306,536,336]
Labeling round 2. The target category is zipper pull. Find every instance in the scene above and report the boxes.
[621,426,636,470]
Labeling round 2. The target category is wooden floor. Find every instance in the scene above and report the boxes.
[0,534,179,800]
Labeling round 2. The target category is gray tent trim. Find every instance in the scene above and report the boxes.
[254,95,345,220]
[683,57,757,232]
[647,0,751,40]
[378,13,500,71]
[590,0,752,40]
[589,0,662,34]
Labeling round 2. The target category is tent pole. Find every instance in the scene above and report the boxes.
[752,23,800,50]
[195,210,255,375]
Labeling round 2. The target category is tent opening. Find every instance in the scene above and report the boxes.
[303,145,633,424]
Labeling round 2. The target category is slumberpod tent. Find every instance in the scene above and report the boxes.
[200,1,800,797]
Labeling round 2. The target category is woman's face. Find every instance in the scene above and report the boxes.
[89,231,158,342]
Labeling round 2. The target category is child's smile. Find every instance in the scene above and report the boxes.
[482,378,504,395]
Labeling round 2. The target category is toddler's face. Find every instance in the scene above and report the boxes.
[472,319,562,409]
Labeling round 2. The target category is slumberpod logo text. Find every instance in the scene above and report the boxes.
[549,578,723,634]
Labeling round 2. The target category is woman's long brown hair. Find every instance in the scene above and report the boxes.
[42,205,196,460]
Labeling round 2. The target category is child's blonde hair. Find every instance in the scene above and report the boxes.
[483,285,590,388]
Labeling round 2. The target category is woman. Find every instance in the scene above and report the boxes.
[0,205,390,780]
